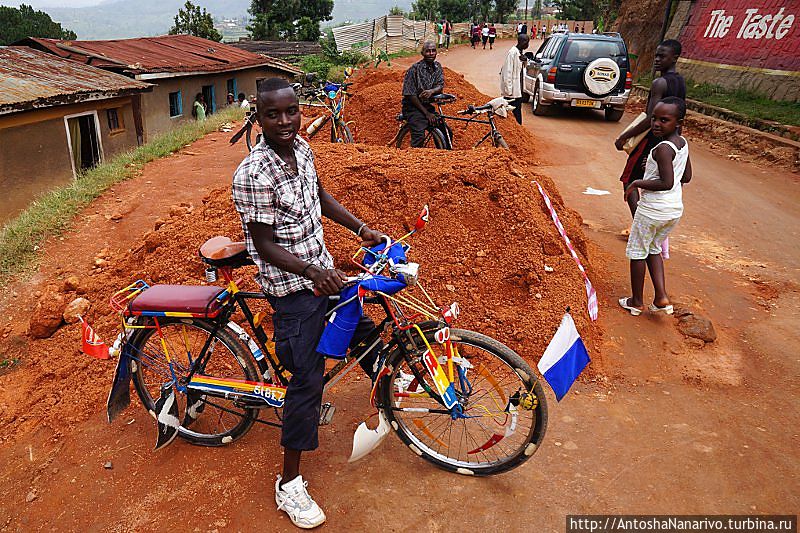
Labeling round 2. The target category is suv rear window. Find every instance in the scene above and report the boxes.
[561,39,626,64]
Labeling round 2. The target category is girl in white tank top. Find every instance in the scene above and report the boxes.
[636,137,689,221]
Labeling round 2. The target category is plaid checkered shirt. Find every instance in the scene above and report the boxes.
[402,59,445,98]
[232,136,333,297]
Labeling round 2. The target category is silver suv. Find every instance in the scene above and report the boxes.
[524,32,631,121]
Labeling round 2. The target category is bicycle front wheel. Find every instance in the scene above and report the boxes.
[128,317,259,446]
[381,328,548,476]
[494,132,509,149]
[331,119,354,143]
[395,124,447,149]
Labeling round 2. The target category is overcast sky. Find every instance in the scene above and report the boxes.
[1,0,105,6]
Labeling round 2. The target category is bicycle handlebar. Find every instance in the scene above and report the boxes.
[458,103,494,115]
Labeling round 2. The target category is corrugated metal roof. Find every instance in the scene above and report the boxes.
[0,46,151,115]
[230,40,321,59]
[332,21,374,52]
[19,34,300,76]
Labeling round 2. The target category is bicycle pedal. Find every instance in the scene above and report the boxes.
[319,402,335,426]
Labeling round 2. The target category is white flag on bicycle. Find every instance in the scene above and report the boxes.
[538,313,590,401]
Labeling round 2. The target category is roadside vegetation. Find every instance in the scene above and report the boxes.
[0,107,243,284]
[688,83,800,127]
[636,74,798,126]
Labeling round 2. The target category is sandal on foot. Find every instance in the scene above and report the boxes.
[618,297,643,316]
[648,303,674,315]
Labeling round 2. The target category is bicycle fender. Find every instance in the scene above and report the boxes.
[106,339,133,423]
[348,409,390,463]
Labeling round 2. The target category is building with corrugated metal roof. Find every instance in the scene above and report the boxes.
[0,46,152,223]
[16,34,303,140]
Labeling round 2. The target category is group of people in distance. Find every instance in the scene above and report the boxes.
[469,21,498,49]
[222,28,692,530]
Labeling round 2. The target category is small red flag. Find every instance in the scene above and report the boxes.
[79,316,109,360]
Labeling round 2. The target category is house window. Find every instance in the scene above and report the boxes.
[106,108,123,132]
[226,78,237,99]
[169,91,183,117]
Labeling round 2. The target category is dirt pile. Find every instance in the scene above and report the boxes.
[0,145,596,445]
[344,66,535,153]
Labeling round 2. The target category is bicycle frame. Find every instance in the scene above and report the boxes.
[397,101,502,150]
[299,86,350,141]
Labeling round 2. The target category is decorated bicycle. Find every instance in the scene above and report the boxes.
[105,206,548,475]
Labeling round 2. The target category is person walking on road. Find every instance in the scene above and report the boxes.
[232,77,385,529]
[619,97,692,317]
[401,41,445,147]
[500,33,530,125]
[488,23,497,49]
[615,39,686,216]
[482,23,490,49]
[471,23,481,49]
[436,20,443,47]
[444,19,452,48]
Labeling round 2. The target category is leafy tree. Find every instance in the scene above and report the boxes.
[389,6,406,16]
[439,0,471,22]
[169,1,222,42]
[248,0,333,41]
[0,4,76,45]
[493,0,517,22]
[410,0,439,20]
[553,0,595,20]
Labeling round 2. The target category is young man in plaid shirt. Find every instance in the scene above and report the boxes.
[232,77,383,529]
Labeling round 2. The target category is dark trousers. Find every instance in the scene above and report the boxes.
[507,97,523,125]
[402,101,434,147]
[268,289,377,451]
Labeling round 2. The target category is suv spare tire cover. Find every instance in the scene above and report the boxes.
[583,58,620,97]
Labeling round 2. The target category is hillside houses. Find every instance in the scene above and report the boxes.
[0,47,152,222]
[17,34,302,140]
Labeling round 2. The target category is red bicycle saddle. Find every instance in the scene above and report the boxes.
[128,285,226,316]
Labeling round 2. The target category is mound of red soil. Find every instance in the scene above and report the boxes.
[0,73,599,445]
[345,66,535,153]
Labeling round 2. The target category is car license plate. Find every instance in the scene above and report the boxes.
[572,99,600,108]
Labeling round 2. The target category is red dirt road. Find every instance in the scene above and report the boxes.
[1,44,798,531]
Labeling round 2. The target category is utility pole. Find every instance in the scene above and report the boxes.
[525,0,529,27]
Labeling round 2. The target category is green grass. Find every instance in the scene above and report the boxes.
[0,107,243,285]
[635,75,799,126]
[687,82,800,126]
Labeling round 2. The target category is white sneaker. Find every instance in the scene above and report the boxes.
[275,475,326,529]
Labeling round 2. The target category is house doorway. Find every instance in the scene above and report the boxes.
[65,111,102,176]
[202,84,215,114]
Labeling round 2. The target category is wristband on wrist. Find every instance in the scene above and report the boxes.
[355,222,368,237]
[300,263,315,279]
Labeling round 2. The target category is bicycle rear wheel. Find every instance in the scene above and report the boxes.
[128,317,259,446]
[395,124,447,149]
[381,328,547,476]
[245,122,262,152]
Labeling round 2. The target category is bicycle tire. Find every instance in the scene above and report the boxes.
[395,124,447,149]
[331,119,354,143]
[381,328,548,476]
[128,317,259,446]
[494,133,509,150]
[245,122,262,152]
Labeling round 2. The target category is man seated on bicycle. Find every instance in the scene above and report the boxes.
[401,40,445,147]
[232,77,384,529]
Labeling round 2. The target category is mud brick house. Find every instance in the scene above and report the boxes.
[0,46,152,223]
[17,34,303,140]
